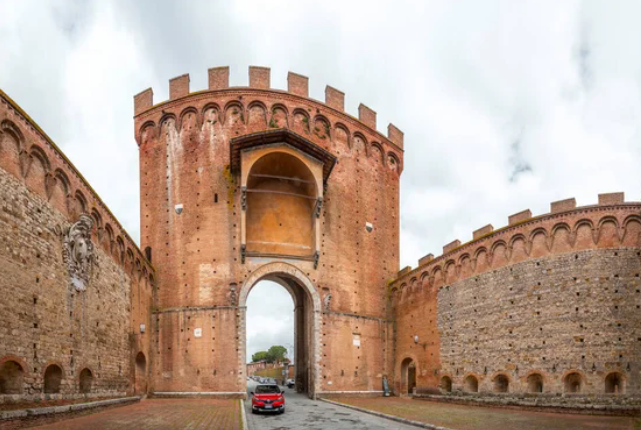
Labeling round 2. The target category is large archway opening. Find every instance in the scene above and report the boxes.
[246,281,294,384]
[240,263,320,399]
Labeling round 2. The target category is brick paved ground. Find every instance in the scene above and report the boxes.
[33,399,241,430]
[337,397,640,430]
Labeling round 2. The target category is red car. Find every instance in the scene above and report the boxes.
[251,384,285,414]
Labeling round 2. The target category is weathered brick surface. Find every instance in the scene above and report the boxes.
[325,86,345,111]
[208,67,230,90]
[134,89,153,116]
[599,192,625,206]
[287,72,309,97]
[550,198,576,213]
[358,104,376,129]
[391,201,641,399]
[29,399,241,430]
[248,66,270,89]
[418,254,434,266]
[472,224,493,240]
[337,397,638,430]
[387,124,404,149]
[169,74,190,100]
[442,240,461,254]
[0,90,154,402]
[508,209,532,225]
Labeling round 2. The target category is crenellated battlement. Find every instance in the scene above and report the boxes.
[391,192,641,289]
[133,66,404,153]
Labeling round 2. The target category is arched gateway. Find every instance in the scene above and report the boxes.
[135,67,403,398]
[239,263,321,398]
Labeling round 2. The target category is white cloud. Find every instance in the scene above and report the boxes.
[1,0,640,359]
[246,281,294,361]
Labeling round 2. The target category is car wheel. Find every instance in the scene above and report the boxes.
[280,407,285,414]
[251,409,257,414]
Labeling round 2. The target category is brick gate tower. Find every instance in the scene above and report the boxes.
[134,66,404,398]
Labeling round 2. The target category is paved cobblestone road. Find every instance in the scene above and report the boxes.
[34,398,241,430]
[245,380,416,430]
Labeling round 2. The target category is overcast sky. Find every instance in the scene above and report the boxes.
[2,0,640,362]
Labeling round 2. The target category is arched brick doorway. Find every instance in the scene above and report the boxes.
[400,357,417,396]
[239,262,321,399]
[134,352,147,395]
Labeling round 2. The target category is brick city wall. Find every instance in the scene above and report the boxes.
[134,66,403,396]
[0,90,154,402]
[391,197,641,398]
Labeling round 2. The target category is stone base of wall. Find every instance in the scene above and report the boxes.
[151,392,246,400]
[0,392,128,406]
[0,397,140,430]
[318,391,385,399]
[413,393,641,416]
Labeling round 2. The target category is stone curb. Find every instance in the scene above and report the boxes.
[413,394,641,416]
[319,398,457,430]
[239,398,248,430]
[0,396,140,421]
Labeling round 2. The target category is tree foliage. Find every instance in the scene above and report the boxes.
[252,351,269,362]
[251,345,288,363]
[267,345,287,362]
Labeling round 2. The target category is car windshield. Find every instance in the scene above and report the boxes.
[255,385,280,394]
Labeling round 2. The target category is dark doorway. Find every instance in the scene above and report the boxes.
[0,361,24,394]
[79,368,92,394]
[44,364,63,394]
[135,352,147,395]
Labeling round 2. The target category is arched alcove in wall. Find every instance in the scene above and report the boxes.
[464,375,479,393]
[44,364,63,394]
[527,373,544,393]
[400,357,417,395]
[440,376,452,392]
[493,374,509,393]
[605,372,624,394]
[0,360,24,394]
[135,352,147,395]
[79,368,93,394]
[564,372,583,393]
[245,151,318,258]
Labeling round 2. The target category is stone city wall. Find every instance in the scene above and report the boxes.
[391,196,641,399]
[0,90,154,402]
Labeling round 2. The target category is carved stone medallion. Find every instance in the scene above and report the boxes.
[62,214,95,292]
